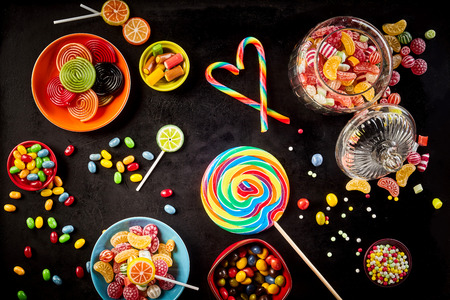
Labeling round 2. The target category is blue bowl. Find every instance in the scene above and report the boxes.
[90,216,190,300]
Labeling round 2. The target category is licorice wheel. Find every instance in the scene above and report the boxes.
[46,76,76,106]
[67,89,98,122]
[56,42,92,71]
[98,94,115,107]
[92,62,124,96]
[85,39,117,64]
[59,57,96,93]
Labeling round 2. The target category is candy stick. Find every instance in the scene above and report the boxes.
[154,274,199,291]
[236,37,268,132]
[136,150,164,192]
[80,3,101,14]
[53,4,101,24]
[205,62,290,125]
[273,221,343,300]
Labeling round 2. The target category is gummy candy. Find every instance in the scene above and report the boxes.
[377,177,400,197]
[396,163,416,187]
[345,178,371,193]
[93,260,114,283]
[382,19,407,36]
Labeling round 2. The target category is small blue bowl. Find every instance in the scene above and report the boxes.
[90,216,190,300]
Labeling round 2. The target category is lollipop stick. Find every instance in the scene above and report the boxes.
[53,12,101,24]
[80,3,101,14]
[154,274,199,291]
[273,221,343,300]
[136,151,165,191]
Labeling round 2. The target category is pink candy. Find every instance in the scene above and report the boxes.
[417,153,430,172]
[410,38,426,55]
[319,42,337,59]
[389,70,401,86]
[411,59,427,75]
[306,49,316,67]
[407,151,421,165]
[387,93,401,105]
[401,55,415,68]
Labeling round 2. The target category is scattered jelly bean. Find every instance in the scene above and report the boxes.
[130,174,143,182]
[64,196,75,206]
[50,231,58,243]
[127,162,139,172]
[74,238,85,249]
[17,291,27,300]
[101,149,112,160]
[86,261,91,274]
[160,189,173,198]
[89,153,102,161]
[26,217,35,229]
[164,204,176,214]
[311,153,323,166]
[35,216,44,229]
[45,199,53,211]
[100,159,113,168]
[109,137,120,148]
[62,225,74,234]
[4,204,16,212]
[9,191,22,199]
[47,217,57,229]
[122,155,135,165]
[64,145,75,156]
[142,151,154,161]
[52,186,64,195]
[38,149,49,158]
[124,137,135,148]
[88,161,97,173]
[316,211,326,225]
[52,275,63,286]
[40,189,52,197]
[432,198,442,209]
[114,172,122,184]
[24,246,32,258]
[14,266,25,275]
[53,175,63,187]
[43,269,51,281]
[59,233,71,243]
[76,266,85,279]
[297,198,309,210]
[326,193,338,207]
[58,192,69,203]
[116,161,125,173]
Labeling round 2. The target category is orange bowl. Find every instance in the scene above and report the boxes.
[31,33,131,132]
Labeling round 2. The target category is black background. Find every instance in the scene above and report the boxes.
[1,1,450,299]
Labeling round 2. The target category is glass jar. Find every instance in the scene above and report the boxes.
[335,104,417,181]
[288,16,393,115]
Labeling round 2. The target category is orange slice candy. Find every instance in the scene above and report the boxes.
[127,232,152,250]
[127,257,155,285]
[382,19,407,36]
[384,35,401,53]
[152,253,173,267]
[341,31,355,55]
[345,178,371,194]
[93,261,114,283]
[354,81,374,101]
[101,0,130,26]
[122,17,151,45]
[114,248,139,263]
[323,55,341,80]
[110,231,129,247]
[396,163,416,187]
[67,89,99,122]
[377,177,400,197]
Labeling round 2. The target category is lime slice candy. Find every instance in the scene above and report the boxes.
[156,125,184,152]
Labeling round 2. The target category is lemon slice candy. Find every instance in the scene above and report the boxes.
[156,125,184,153]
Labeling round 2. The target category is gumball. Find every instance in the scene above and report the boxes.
[270,257,282,271]
[297,198,309,210]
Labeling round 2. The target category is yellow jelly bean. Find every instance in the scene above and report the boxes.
[235,270,246,282]
[101,150,112,160]
[123,155,135,165]
[14,159,25,170]
[45,199,53,211]
[9,191,21,199]
[53,176,63,187]
[4,204,16,212]
[30,167,39,174]
[14,266,25,276]
[40,189,53,197]
[326,193,338,207]
[256,247,269,259]
[13,150,22,160]
[74,238,86,249]
[52,187,65,195]
[28,152,37,159]
[236,257,247,269]
[17,145,27,155]
[101,159,113,168]
[19,169,30,179]
[35,216,44,229]
[26,160,36,170]
[116,161,125,173]
[316,211,326,225]
[130,174,143,182]
[255,259,267,271]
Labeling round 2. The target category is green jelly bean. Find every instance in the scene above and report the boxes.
[114,172,122,184]
[26,147,33,153]
[37,170,46,182]
[35,157,43,169]
[124,137,135,148]
[42,156,50,162]
[47,217,57,229]
[9,166,21,174]
[30,143,42,153]
[59,233,70,243]
[42,268,51,281]
[26,217,35,229]
[17,290,27,300]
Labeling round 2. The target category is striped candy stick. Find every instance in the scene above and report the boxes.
[205,62,290,125]
[236,37,268,132]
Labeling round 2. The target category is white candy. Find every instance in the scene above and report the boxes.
[147,284,162,299]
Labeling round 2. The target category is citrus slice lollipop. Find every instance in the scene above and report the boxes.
[136,125,184,191]
[101,0,130,26]
[122,17,151,45]
[127,257,155,285]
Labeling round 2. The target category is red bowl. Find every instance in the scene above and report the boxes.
[7,141,57,191]
[363,238,412,287]
[208,238,292,300]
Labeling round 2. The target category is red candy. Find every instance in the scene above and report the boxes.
[417,153,430,172]
[400,46,410,56]
[407,151,421,165]
[99,249,114,263]
[50,231,58,244]
[297,198,310,210]
[64,145,75,156]
[228,266,238,278]
[270,257,282,270]
[64,195,75,206]
[154,258,169,276]
[160,189,173,198]
[21,154,33,163]
[158,273,176,290]
[76,266,85,278]
[143,224,158,238]
[401,55,415,68]
[127,162,139,172]
[123,284,139,300]
[148,235,160,253]
[369,51,381,64]
[418,135,428,146]
[410,38,426,55]
[24,246,32,258]
[387,93,401,105]
[411,59,427,75]
[129,225,143,236]
[219,286,228,300]
[377,177,400,197]
[389,70,400,86]
[107,281,124,299]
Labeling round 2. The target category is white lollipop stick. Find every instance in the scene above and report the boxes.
[53,12,101,24]
[154,274,199,291]
[80,4,101,14]
[136,151,165,192]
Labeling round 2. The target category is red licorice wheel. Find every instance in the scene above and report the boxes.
[47,76,77,106]
[85,38,117,64]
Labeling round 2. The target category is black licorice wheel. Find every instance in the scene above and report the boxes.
[92,62,124,96]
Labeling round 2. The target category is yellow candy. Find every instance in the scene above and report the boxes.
[17,145,27,155]
[236,270,246,282]
[14,159,25,170]
[9,191,22,199]
[316,211,325,225]
[326,193,338,207]
[130,174,143,182]
[262,282,270,290]
[47,180,54,189]
[382,19,407,36]
[4,204,16,212]
[165,239,175,252]
[93,261,114,283]
[40,189,53,197]
[354,81,374,101]
[396,163,416,187]
[35,216,44,229]
[28,152,37,159]
[19,169,30,179]
[127,232,152,250]
[45,199,54,211]
[101,150,112,160]
[74,238,86,249]
[13,150,22,160]
[241,278,252,285]
[123,155,135,165]
[256,247,269,259]
[14,266,25,276]
[236,257,247,269]
[323,55,341,80]
[341,31,355,55]
[26,160,36,170]
[30,167,39,174]
[267,283,280,295]
[101,159,113,168]
[432,198,442,209]
[53,175,63,187]
[392,54,402,69]
[116,161,125,173]
[255,259,267,271]
[345,178,371,193]
[52,187,65,195]
[384,35,401,52]
[114,249,139,263]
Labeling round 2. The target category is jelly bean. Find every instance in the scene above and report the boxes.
[101,159,113,168]
[14,266,25,276]
[264,275,275,284]
[89,153,102,161]
[17,291,27,300]
[26,217,35,229]
[255,259,267,271]
[37,149,49,158]
[160,189,173,198]
[26,173,39,181]
[58,192,69,203]
[86,261,91,274]
[4,204,16,212]
[124,137,135,148]
[297,198,309,210]
[267,283,280,295]
[64,196,75,206]
[311,153,323,167]
[275,275,286,287]
[219,286,229,299]
[101,150,112,160]
[52,187,64,195]
[123,155,135,165]
[42,156,50,162]
[40,189,52,197]
[17,145,27,154]
[236,257,247,269]
[47,217,57,229]
[76,266,85,279]
[50,231,59,244]
[74,238,85,249]
[326,193,338,207]
[109,137,120,148]
[35,216,44,229]
[43,269,51,281]
[316,211,325,225]
[43,168,53,176]
[432,198,442,209]
[114,172,122,184]
[236,270,247,282]
[20,154,32,163]
[62,225,74,234]
[88,161,97,173]
[59,233,71,243]
[130,174,143,182]
[116,161,125,173]
[64,145,75,156]
[26,160,36,171]
[24,246,32,258]
[52,275,63,286]
[34,157,43,169]
[45,199,53,211]
[9,191,21,199]
[37,170,46,182]
[216,278,226,287]
[42,161,55,169]
[164,204,176,214]
[142,151,154,161]
[9,165,21,174]
[247,255,257,267]
[30,143,42,153]
[127,162,139,172]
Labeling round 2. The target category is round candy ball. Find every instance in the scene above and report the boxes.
[311,153,323,167]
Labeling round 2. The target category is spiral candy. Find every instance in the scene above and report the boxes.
[46,76,76,106]
[59,57,96,93]
[85,39,117,64]
[92,62,124,96]
[67,89,99,122]
[56,42,93,71]
[200,146,289,235]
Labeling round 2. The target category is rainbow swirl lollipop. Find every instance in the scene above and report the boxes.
[201,146,289,235]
